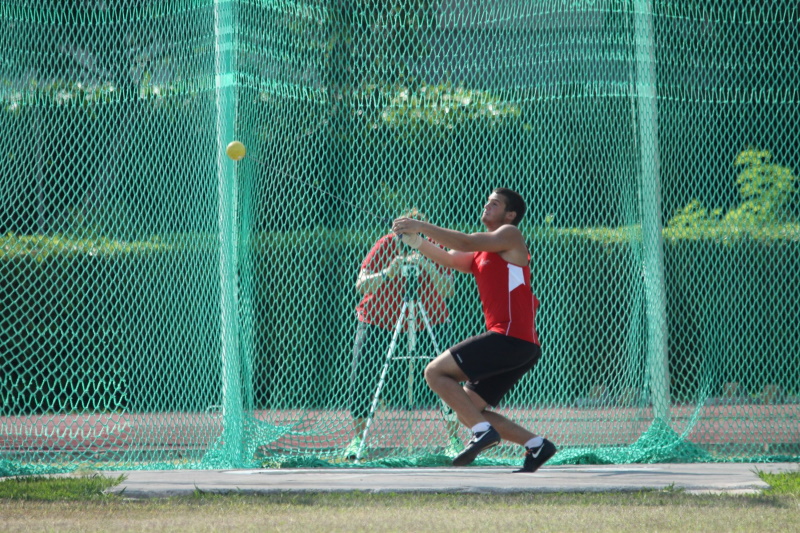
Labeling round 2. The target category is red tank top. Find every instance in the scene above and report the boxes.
[471,250,540,345]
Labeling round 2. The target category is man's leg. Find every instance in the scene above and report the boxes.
[344,322,377,459]
[462,388,538,446]
[424,350,486,428]
[353,417,366,436]
[426,351,541,443]
[343,417,366,459]
[425,351,504,466]
[430,334,557,471]
[464,388,556,473]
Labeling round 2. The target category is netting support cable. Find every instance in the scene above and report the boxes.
[214,0,245,466]
[635,0,671,423]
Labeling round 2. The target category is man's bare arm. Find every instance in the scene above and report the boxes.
[413,240,473,274]
[410,256,455,297]
[392,218,527,265]
[396,233,470,273]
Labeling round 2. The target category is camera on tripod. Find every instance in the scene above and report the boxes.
[400,263,417,278]
[355,255,452,462]
[400,261,420,300]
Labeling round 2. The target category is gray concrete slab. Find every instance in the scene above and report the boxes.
[105,463,798,498]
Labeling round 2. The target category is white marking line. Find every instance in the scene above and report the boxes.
[224,470,381,477]
[222,467,564,476]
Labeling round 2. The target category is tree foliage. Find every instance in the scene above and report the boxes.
[667,148,798,236]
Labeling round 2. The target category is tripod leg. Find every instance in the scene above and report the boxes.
[417,302,457,424]
[407,300,417,406]
[357,302,407,461]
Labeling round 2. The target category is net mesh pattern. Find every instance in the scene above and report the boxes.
[1,0,798,474]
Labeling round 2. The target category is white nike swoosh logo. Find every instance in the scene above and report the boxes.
[529,447,543,458]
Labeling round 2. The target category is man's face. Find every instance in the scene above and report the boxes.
[481,192,513,228]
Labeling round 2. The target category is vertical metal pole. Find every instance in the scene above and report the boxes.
[407,298,417,405]
[405,267,418,406]
[634,0,670,422]
[215,0,243,466]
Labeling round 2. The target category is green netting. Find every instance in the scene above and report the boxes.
[2,0,799,476]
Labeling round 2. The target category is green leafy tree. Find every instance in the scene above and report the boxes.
[667,148,797,235]
[724,148,797,226]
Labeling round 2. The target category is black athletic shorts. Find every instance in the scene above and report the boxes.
[449,331,541,407]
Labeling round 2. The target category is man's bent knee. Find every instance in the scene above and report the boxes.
[423,359,444,388]
[425,350,468,386]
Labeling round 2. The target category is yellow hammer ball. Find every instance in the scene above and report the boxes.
[226,141,246,161]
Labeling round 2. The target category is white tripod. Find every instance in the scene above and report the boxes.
[354,264,454,461]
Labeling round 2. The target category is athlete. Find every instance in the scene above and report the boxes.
[391,188,556,472]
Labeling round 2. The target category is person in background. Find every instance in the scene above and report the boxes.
[344,209,462,460]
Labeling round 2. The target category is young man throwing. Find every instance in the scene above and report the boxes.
[391,188,556,473]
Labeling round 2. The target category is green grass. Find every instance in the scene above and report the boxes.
[0,473,124,501]
[1,470,798,532]
[759,468,800,495]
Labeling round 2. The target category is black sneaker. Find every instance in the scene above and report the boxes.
[452,426,501,467]
[513,438,557,473]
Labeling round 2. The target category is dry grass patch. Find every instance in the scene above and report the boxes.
[1,490,799,532]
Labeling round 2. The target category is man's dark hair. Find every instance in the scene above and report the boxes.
[493,187,526,226]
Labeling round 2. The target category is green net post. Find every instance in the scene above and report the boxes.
[635,0,671,423]
[214,0,244,467]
